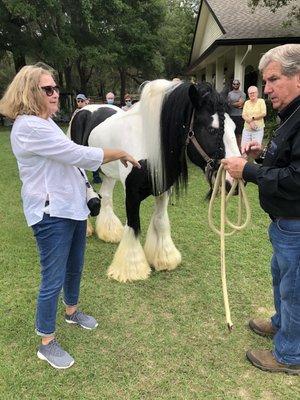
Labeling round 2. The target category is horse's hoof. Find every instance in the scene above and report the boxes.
[86,221,94,237]
[107,263,151,282]
[151,250,182,271]
[95,210,124,243]
[97,227,124,243]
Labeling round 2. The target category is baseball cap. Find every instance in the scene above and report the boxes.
[76,93,87,100]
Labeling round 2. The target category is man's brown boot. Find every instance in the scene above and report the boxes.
[249,318,277,337]
[246,350,300,375]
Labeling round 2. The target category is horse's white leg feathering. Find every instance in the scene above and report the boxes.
[144,192,181,271]
[86,218,94,237]
[107,225,151,282]
[95,177,124,243]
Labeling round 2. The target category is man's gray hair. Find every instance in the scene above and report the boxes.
[259,44,300,77]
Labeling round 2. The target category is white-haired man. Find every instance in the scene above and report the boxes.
[222,44,300,374]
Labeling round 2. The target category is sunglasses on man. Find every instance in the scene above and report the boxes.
[77,99,85,103]
[40,85,60,97]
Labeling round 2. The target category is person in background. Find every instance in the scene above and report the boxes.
[227,79,246,148]
[122,94,133,111]
[0,64,140,370]
[70,93,89,120]
[221,44,300,375]
[241,86,267,147]
[76,93,89,109]
[106,92,115,105]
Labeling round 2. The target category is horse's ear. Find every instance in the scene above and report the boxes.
[188,84,199,109]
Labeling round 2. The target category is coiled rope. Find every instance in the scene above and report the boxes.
[208,163,251,331]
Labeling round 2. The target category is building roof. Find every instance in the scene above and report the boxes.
[206,0,299,40]
[187,0,300,72]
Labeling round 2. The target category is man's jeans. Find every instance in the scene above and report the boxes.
[32,214,87,336]
[269,219,300,365]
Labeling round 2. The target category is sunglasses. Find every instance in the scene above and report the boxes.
[77,99,85,103]
[40,85,59,96]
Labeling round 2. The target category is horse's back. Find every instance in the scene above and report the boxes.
[70,104,121,146]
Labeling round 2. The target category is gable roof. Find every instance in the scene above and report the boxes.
[206,0,299,40]
[188,0,300,71]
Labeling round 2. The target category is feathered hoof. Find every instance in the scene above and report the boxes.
[107,261,151,283]
[86,219,94,237]
[96,225,124,243]
[144,236,182,271]
[107,225,151,282]
[149,248,182,271]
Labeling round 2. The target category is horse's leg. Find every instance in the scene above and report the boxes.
[107,166,151,282]
[86,218,94,237]
[144,192,181,271]
[107,225,151,282]
[95,176,124,243]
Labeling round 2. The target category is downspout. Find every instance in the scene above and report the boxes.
[241,44,252,65]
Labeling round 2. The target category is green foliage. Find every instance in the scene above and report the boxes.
[248,0,300,25]
[264,100,279,139]
[159,0,197,78]
[0,0,198,99]
[1,126,299,399]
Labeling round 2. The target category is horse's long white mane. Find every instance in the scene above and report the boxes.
[139,79,178,194]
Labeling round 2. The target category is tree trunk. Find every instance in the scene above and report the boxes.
[99,81,105,102]
[12,52,26,72]
[119,68,127,106]
[77,59,87,94]
[64,66,73,93]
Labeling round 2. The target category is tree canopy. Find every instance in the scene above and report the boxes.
[0,0,199,105]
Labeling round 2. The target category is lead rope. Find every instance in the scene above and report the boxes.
[208,164,251,331]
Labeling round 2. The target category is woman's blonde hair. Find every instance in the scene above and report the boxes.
[0,64,55,119]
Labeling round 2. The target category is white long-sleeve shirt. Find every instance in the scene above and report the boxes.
[11,115,103,226]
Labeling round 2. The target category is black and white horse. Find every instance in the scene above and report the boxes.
[69,80,240,282]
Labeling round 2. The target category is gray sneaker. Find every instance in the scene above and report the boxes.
[65,310,98,330]
[37,339,74,369]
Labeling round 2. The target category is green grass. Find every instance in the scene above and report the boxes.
[0,127,299,399]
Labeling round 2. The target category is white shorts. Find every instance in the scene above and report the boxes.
[241,128,264,147]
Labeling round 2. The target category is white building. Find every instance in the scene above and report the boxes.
[187,0,300,95]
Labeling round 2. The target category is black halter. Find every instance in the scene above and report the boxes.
[186,109,224,161]
[185,108,226,185]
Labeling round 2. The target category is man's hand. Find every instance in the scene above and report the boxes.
[241,141,263,159]
[221,157,247,179]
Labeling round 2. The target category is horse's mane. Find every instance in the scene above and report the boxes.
[139,80,228,196]
[139,79,178,194]
[160,82,193,194]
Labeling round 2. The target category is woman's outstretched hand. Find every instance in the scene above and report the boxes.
[120,153,141,168]
[103,148,141,168]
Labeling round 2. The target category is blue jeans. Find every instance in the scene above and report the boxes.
[32,214,87,336]
[269,219,300,365]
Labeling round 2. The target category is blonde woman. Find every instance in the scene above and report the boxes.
[0,64,140,369]
[241,86,267,147]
